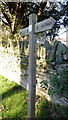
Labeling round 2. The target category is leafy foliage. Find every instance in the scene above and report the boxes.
[48,70,68,97]
[1,1,68,40]
[36,97,68,119]
[40,80,48,90]
[1,2,46,37]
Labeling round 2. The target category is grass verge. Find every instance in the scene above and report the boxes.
[0,75,28,119]
[0,75,68,119]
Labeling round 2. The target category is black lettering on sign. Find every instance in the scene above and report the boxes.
[41,21,52,28]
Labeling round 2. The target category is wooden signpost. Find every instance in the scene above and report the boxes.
[20,14,56,119]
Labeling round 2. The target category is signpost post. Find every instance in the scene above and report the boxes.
[20,13,56,119]
[28,14,37,118]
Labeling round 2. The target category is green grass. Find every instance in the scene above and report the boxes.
[0,75,28,119]
[0,75,68,119]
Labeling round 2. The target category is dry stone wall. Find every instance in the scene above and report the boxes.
[0,47,28,89]
[44,40,68,64]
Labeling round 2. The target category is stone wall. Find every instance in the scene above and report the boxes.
[0,47,28,89]
[0,39,46,90]
[0,39,68,94]
[44,40,68,64]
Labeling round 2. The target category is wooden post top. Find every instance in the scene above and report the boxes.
[20,14,56,37]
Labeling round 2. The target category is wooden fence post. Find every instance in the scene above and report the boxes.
[28,14,37,119]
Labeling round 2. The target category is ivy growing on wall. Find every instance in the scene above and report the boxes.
[48,70,68,98]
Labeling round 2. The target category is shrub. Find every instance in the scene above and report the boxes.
[36,97,68,119]
[48,70,68,98]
